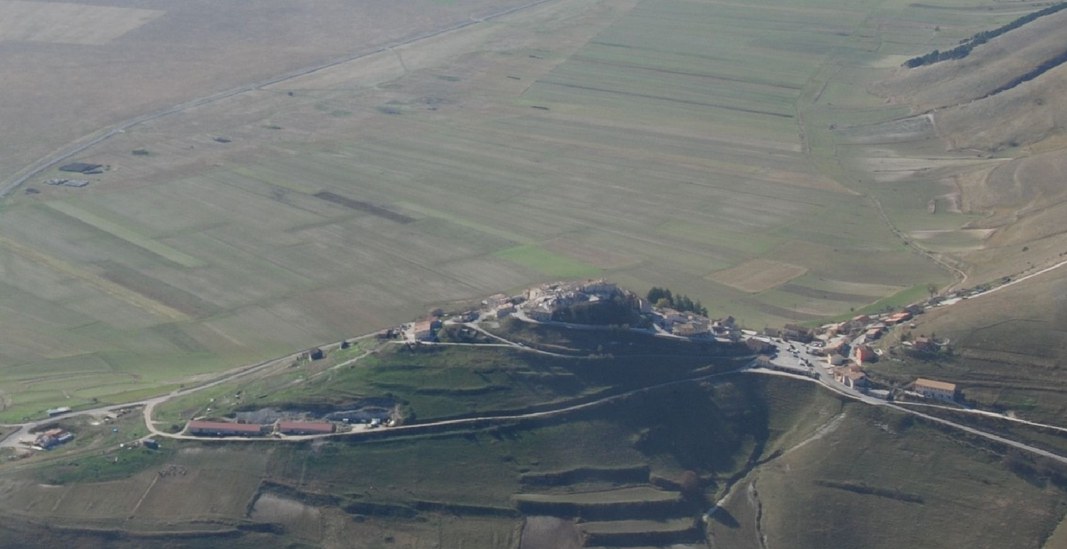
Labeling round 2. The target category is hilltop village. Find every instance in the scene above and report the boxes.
[404,278,961,405]
[405,279,742,344]
[7,279,969,454]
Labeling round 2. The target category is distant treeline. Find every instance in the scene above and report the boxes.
[987,47,1067,95]
[904,2,1067,68]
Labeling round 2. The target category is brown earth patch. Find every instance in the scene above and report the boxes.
[0,2,163,46]
[779,283,872,303]
[313,191,415,224]
[97,261,221,319]
[709,259,808,293]
[520,516,582,549]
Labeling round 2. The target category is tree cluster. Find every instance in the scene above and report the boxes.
[646,287,708,316]
[904,2,1067,68]
[989,48,1067,95]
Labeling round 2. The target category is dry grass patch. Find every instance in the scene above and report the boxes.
[709,259,808,293]
[0,1,163,45]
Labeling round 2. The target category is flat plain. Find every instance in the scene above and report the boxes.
[0,0,968,421]
[2,0,1067,546]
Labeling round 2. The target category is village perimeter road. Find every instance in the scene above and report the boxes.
[3,323,1067,473]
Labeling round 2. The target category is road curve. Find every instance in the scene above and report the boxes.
[4,323,1065,474]
[744,367,1067,466]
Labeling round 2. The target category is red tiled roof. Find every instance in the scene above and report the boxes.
[278,421,335,434]
[187,420,266,434]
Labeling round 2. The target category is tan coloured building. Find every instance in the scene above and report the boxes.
[914,378,957,401]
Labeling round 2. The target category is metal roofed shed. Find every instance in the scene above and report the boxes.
[58,162,104,174]
[186,420,268,437]
[278,421,336,435]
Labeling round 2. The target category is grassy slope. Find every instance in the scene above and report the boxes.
[711,397,1066,549]
[868,269,1067,424]
[151,328,749,426]
[6,373,1063,548]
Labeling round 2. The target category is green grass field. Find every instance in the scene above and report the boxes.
[152,328,746,427]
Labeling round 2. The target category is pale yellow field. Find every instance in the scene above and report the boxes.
[709,259,809,293]
[0,1,162,45]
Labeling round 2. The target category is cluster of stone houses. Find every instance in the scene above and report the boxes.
[761,305,958,400]
[401,279,961,402]
[480,293,516,319]
[658,310,740,340]
[406,317,444,342]
[808,308,930,390]
[513,278,740,340]
[519,279,624,321]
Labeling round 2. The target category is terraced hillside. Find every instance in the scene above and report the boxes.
[2,370,1061,548]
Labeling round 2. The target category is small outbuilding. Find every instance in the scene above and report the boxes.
[59,162,104,174]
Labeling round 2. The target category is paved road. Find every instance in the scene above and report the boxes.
[5,319,1066,471]
[0,336,364,449]
[141,362,753,444]
[966,257,1067,301]
[745,337,1067,465]
[894,400,1067,435]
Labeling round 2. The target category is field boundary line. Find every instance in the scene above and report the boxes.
[0,0,561,198]
[0,235,188,321]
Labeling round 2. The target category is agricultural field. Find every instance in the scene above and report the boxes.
[1,0,1066,546]
[0,0,986,420]
[3,370,1062,548]
[0,0,533,182]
